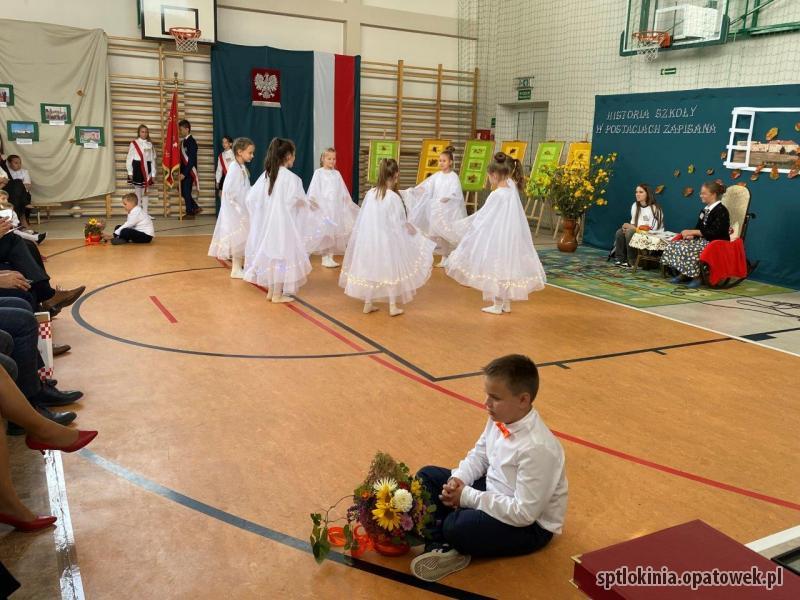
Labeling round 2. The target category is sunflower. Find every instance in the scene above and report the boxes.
[372,478,397,504]
[410,479,422,497]
[372,500,402,531]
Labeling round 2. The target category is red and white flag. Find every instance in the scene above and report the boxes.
[162,90,181,188]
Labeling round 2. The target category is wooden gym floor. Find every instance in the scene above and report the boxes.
[2,228,799,599]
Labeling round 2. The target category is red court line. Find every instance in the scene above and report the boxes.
[286,302,800,514]
[149,296,177,323]
[284,303,367,353]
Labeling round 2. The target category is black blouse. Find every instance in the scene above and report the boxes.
[694,203,730,242]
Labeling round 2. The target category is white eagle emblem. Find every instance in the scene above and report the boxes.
[254,72,278,100]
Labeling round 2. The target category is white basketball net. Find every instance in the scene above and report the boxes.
[170,28,200,53]
[633,32,666,63]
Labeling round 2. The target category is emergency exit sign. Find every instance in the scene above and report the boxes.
[518,88,531,101]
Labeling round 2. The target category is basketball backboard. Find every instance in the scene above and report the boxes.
[621,0,729,56]
[140,0,217,45]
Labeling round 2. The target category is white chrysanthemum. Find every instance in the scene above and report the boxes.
[391,489,413,513]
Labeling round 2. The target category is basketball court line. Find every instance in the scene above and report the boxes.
[77,449,494,600]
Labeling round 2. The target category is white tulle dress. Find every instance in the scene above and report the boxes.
[402,170,465,254]
[208,161,251,260]
[442,181,546,301]
[302,167,359,254]
[339,188,435,304]
[243,167,313,294]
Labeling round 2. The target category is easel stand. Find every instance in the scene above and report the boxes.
[464,191,479,214]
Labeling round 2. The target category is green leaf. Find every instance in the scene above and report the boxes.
[310,513,322,527]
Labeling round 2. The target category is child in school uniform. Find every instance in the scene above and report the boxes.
[125,124,157,215]
[411,354,567,582]
[179,119,201,217]
[443,152,546,315]
[215,135,235,216]
[208,137,255,278]
[244,138,318,303]
[104,192,154,245]
[339,158,435,316]
[303,147,359,268]
[0,190,44,244]
[403,145,465,266]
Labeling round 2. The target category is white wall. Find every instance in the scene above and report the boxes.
[217,7,344,53]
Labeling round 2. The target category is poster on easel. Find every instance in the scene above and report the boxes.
[566,141,591,167]
[529,141,565,197]
[416,138,451,184]
[367,139,400,183]
[460,140,495,191]
[500,140,528,165]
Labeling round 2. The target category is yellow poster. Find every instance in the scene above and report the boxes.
[500,140,528,165]
[566,141,592,167]
[416,139,451,184]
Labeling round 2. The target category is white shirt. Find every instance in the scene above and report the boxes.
[215,148,235,184]
[115,205,154,237]
[125,138,157,178]
[629,203,663,232]
[451,408,568,533]
[7,167,30,185]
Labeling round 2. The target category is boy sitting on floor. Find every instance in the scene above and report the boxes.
[411,354,568,582]
[103,193,154,245]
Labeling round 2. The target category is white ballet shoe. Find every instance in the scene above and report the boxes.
[266,288,274,300]
[321,255,340,268]
[230,256,245,278]
[363,302,379,314]
[435,256,448,268]
[481,304,504,315]
[502,300,511,313]
[389,304,404,317]
[271,295,294,303]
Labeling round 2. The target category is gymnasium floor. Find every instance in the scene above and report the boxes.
[2,219,799,599]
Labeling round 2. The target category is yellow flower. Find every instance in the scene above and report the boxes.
[372,500,402,531]
[373,478,397,504]
[410,479,422,497]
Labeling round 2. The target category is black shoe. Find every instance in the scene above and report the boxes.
[6,421,24,436]
[37,232,47,244]
[53,344,71,356]
[33,385,83,407]
[35,405,77,426]
[111,237,128,245]
[45,378,58,387]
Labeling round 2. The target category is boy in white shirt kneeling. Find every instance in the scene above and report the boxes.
[105,193,154,245]
[411,354,568,582]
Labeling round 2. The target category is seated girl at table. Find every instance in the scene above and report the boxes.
[661,180,729,289]
[613,183,664,268]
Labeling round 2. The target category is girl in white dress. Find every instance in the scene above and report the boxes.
[244,138,319,303]
[443,152,546,315]
[125,124,157,215]
[403,146,466,267]
[339,158,435,316]
[305,147,359,268]
[208,137,255,278]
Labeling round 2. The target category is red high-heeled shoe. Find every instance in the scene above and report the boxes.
[25,430,98,455]
[0,513,57,532]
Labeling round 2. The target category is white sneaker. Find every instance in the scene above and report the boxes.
[271,295,294,303]
[481,304,503,315]
[321,255,340,268]
[363,302,379,314]
[410,546,471,582]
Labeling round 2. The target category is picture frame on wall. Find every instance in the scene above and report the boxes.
[40,103,72,125]
[75,126,105,148]
[0,84,14,107]
[7,121,39,144]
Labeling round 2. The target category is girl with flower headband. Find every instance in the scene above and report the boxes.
[442,152,546,314]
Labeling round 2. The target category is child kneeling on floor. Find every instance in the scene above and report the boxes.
[411,354,568,582]
[105,192,154,245]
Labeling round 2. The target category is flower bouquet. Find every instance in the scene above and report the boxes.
[310,452,435,564]
[83,218,105,244]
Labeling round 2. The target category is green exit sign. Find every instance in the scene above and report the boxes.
[660,67,677,75]
[518,88,532,101]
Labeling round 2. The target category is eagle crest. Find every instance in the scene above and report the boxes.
[254,72,278,100]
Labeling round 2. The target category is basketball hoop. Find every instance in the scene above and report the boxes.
[169,27,201,53]
[632,31,671,62]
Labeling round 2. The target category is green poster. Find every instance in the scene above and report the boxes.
[367,140,400,183]
[529,141,565,195]
[459,140,495,191]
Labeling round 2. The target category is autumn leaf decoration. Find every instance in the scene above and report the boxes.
[765,127,779,141]
[682,187,694,197]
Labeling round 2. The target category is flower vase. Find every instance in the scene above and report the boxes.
[85,233,102,245]
[371,535,411,557]
[557,218,578,253]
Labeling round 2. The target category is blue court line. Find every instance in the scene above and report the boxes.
[78,449,494,600]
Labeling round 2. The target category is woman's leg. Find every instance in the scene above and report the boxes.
[0,432,37,520]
